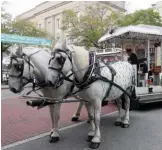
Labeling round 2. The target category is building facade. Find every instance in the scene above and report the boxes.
[17,1,126,42]
[152,1,162,16]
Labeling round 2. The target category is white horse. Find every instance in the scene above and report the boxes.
[8,46,77,143]
[47,40,137,149]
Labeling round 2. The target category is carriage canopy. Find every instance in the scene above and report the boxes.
[98,24,162,44]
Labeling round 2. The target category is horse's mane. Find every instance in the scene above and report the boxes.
[70,45,89,68]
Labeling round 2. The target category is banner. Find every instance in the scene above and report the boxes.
[1,33,52,46]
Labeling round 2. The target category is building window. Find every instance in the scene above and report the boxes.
[76,12,80,18]
[38,24,41,28]
[47,21,51,32]
[57,18,60,29]
[76,12,80,21]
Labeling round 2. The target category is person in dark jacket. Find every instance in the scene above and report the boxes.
[126,48,138,65]
[126,48,138,98]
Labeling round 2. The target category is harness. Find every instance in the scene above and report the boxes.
[9,54,34,86]
[73,51,117,101]
[51,49,139,101]
[9,49,77,109]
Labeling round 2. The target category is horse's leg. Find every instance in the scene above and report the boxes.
[49,105,54,136]
[49,103,61,143]
[114,98,123,126]
[84,102,95,142]
[89,100,101,149]
[71,101,83,121]
[121,94,130,128]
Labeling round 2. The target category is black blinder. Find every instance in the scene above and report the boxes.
[57,56,65,65]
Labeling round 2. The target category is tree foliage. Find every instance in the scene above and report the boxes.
[1,1,50,53]
[119,8,162,26]
[62,2,123,48]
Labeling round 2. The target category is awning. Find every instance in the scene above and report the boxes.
[1,33,52,46]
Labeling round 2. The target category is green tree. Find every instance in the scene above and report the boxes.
[119,8,162,26]
[62,2,123,48]
[1,1,50,53]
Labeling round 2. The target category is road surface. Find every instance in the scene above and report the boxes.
[1,89,116,146]
[2,102,162,150]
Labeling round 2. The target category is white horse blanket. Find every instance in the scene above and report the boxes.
[98,61,135,100]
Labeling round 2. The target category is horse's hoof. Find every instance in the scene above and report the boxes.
[49,132,53,136]
[121,123,129,128]
[89,142,100,149]
[49,136,60,143]
[71,116,79,122]
[87,135,94,142]
[87,119,90,124]
[114,121,122,126]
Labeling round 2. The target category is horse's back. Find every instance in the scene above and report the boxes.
[99,61,134,100]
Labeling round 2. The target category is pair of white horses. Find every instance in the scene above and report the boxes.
[9,40,136,149]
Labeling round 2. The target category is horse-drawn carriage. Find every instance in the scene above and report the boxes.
[3,24,162,149]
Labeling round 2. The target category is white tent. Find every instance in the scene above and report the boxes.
[98,25,162,43]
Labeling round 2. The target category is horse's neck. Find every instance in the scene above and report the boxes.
[72,47,89,81]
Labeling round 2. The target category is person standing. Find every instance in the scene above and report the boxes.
[126,48,138,85]
[126,49,138,65]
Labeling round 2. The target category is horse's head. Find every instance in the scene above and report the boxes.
[9,46,34,93]
[47,40,73,87]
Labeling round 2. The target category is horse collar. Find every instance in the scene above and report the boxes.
[74,51,96,89]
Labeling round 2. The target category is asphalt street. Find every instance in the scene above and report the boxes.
[1,88,117,146]
[3,102,162,150]
[1,88,30,99]
[1,84,33,99]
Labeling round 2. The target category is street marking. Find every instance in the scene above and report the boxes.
[2,111,117,150]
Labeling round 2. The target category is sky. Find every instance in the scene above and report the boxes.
[3,0,159,19]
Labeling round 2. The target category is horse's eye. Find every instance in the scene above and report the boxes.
[57,57,65,65]
[14,64,22,70]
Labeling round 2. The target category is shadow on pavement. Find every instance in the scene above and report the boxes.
[138,101,162,111]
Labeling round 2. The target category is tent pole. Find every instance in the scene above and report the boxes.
[147,39,150,70]
[121,39,123,60]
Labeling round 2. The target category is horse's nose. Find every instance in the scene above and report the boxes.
[10,87,18,93]
[48,80,53,86]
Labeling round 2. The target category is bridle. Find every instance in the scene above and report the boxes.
[48,49,74,88]
[9,50,44,87]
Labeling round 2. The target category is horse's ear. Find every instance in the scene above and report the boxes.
[62,39,67,50]
[15,45,23,57]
